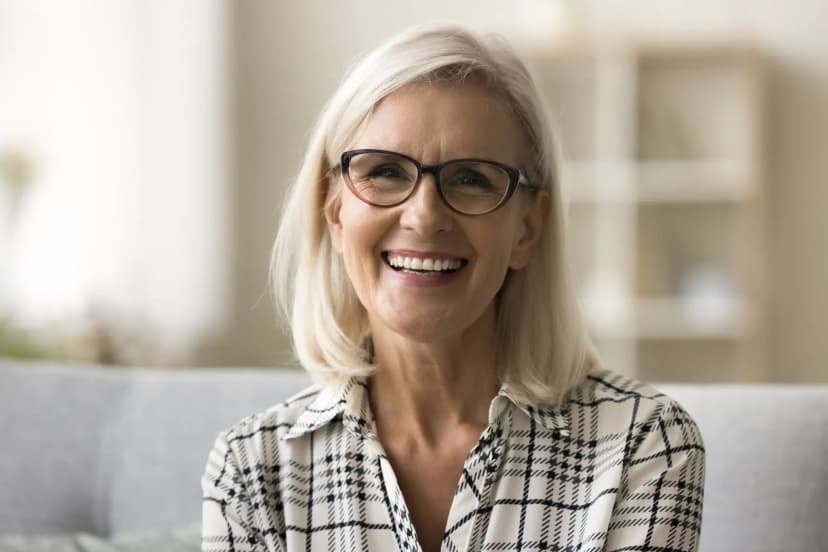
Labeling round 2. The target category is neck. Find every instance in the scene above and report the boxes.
[367,305,500,446]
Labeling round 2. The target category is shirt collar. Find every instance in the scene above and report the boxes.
[282,376,570,441]
[494,385,571,435]
[281,377,364,441]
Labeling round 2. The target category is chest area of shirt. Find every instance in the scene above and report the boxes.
[383,448,470,552]
[274,416,626,552]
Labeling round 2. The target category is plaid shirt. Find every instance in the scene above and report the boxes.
[202,369,705,551]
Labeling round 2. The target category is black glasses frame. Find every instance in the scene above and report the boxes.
[338,148,536,215]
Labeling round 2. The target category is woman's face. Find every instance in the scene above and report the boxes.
[325,81,548,344]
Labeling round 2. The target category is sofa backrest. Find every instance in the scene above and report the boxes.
[0,362,312,536]
[1,362,827,552]
[658,383,828,552]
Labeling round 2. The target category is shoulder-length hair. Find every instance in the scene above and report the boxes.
[270,21,600,407]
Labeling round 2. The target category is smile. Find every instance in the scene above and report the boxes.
[382,252,467,274]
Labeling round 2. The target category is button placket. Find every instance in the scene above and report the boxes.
[377,453,422,552]
[458,411,511,552]
[441,410,511,552]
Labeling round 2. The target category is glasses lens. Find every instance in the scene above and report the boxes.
[439,161,510,214]
[346,152,418,205]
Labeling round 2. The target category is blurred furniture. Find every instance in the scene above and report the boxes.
[1,360,826,552]
[522,40,767,382]
[0,361,310,552]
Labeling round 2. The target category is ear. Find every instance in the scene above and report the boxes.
[509,189,550,270]
[323,175,344,254]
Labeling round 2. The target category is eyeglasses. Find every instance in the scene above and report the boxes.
[337,149,536,216]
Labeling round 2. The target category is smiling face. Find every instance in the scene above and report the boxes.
[325,81,548,345]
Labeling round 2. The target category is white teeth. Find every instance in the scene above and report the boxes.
[385,254,464,272]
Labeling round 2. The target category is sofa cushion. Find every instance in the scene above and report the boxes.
[102,368,311,534]
[660,384,828,552]
[0,363,130,535]
[0,523,199,552]
[0,362,312,536]
[3,361,827,552]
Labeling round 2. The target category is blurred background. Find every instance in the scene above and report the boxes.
[0,0,825,383]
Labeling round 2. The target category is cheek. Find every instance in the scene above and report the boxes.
[337,203,386,281]
[477,214,521,264]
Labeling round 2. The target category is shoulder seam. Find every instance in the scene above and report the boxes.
[586,372,666,401]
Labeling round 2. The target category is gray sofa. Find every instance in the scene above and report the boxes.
[1,361,826,551]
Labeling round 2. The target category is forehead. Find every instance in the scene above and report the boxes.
[351,81,526,164]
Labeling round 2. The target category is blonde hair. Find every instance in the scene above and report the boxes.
[271,21,600,407]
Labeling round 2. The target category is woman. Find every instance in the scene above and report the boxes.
[202,22,705,552]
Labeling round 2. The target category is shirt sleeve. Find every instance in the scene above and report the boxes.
[604,399,706,552]
[201,429,280,552]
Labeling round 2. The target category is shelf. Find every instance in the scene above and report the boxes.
[636,50,760,162]
[524,51,601,161]
[637,161,753,203]
[562,160,753,204]
[528,41,766,381]
[582,295,750,340]
[562,162,633,203]
[635,296,749,339]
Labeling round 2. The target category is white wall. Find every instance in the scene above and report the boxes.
[228,0,828,382]
[0,1,143,323]
[0,0,232,362]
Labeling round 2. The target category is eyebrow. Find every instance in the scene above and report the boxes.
[351,146,517,165]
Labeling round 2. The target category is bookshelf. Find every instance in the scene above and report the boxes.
[523,41,767,382]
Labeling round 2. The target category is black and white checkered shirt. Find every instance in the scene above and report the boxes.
[202,368,705,551]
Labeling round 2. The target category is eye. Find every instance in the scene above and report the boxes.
[457,171,491,188]
[368,164,410,180]
[446,169,495,191]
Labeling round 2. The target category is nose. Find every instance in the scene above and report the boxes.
[398,172,454,235]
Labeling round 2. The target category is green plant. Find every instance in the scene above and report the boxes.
[0,316,56,360]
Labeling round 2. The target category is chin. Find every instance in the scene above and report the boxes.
[392,320,455,344]
[375,311,461,344]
